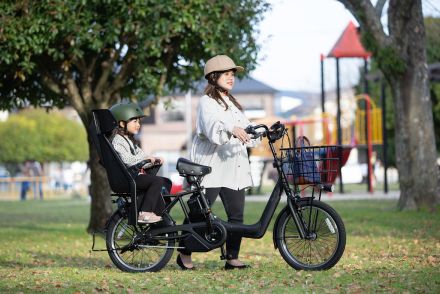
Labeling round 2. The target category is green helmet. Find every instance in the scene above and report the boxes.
[110,102,145,122]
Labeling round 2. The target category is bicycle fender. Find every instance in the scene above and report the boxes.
[272,206,289,249]
[104,210,123,232]
[272,197,315,249]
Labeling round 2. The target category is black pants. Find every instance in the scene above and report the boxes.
[135,174,171,215]
[178,187,245,260]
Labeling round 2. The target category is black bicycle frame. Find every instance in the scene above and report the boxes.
[140,133,311,245]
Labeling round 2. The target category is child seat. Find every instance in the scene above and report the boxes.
[89,109,138,225]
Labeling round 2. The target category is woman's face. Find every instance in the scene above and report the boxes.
[217,70,235,91]
[124,118,141,135]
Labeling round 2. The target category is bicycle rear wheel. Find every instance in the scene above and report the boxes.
[275,199,346,270]
[106,212,175,272]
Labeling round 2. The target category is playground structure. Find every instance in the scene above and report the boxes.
[252,21,390,194]
[319,21,387,193]
[282,92,383,193]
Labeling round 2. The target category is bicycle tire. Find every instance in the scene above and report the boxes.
[275,199,346,270]
[106,212,175,272]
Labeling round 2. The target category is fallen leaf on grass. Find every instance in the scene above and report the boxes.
[346,283,362,294]
[427,255,438,265]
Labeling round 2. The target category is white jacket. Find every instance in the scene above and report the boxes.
[190,95,260,190]
[112,134,146,166]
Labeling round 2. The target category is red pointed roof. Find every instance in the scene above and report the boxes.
[328,21,372,58]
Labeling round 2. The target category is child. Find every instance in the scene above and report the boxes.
[110,102,171,224]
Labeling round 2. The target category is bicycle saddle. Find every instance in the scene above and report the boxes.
[176,158,211,176]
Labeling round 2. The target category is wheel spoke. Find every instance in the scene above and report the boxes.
[278,201,345,270]
[107,214,174,272]
[310,241,324,262]
[284,235,301,239]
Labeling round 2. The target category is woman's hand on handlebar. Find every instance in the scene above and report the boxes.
[232,126,251,144]
[245,125,267,140]
[154,157,164,165]
[146,156,163,165]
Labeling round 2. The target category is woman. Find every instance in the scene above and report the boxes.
[177,55,259,270]
[110,102,171,224]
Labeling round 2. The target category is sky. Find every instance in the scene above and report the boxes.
[251,0,440,94]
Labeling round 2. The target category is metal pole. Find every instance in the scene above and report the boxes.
[292,124,297,146]
[336,58,343,193]
[364,58,372,192]
[380,79,388,193]
[365,96,373,193]
[320,54,326,113]
[321,54,328,144]
[185,90,192,158]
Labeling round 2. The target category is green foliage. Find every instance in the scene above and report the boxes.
[361,32,406,77]
[425,17,440,64]
[425,17,440,150]
[431,84,440,150]
[0,0,270,109]
[0,108,88,163]
[0,199,438,292]
[0,0,270,230]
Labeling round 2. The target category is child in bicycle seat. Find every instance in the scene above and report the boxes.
[110,102,171,224]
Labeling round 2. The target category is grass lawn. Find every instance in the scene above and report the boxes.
[0,197,439,293]
[257,182,400,195]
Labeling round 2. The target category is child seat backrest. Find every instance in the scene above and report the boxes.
[90,109,133,193]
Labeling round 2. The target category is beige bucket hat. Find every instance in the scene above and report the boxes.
[204,55,245,78]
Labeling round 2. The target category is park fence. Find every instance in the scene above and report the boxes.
[0,176,89,201]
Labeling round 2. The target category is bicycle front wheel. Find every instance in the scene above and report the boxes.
[106,212,175,272]
[275,199,346,270]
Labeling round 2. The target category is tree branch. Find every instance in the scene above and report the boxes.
[37,56,64,95]
[73,56,94,107]
[64,70,86,119]
[92,49,118,101]
[107,52,135,95]
[337,0,389,46]
[41,73,62,95]
[375,0,387,18]
[156,43,177,98]
[388,0,416,42]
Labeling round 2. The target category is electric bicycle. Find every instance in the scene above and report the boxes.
[103,121,346,272]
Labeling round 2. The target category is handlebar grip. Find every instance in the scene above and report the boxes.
[244,125,256,134]
[245,125,266,140]
[321,184,334,192]
[142,162,154,169]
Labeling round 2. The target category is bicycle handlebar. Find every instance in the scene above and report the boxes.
[245,121,286,142]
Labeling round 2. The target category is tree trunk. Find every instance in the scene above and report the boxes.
[86,133,113,233]
[338,0,440,211]
[388,2,440,210]
[391,70,440,210]
[75,108,113,233]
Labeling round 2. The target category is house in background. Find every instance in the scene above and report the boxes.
[274,90,319,119]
